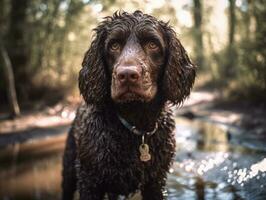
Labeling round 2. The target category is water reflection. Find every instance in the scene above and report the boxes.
[171,118,266,200]
[0,136,65,200]
[0,118,265,199]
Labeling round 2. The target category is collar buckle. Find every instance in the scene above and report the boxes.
[131,126,141,135]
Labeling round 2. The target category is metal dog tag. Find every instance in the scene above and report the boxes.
[139,143,151,162]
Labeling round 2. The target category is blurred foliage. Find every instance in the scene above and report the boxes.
[0,0,265,106]
[205,0,266,101]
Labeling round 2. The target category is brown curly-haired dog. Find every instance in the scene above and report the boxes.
[62,11,196,200]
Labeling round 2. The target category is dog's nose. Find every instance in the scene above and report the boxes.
[117,67,141,83]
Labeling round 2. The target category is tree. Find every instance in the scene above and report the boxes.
[241,0,266,94]
[0,0,20,117]
[192,0,204,68]
[224,0,237,77]
[7,0,31,99]
[0,44,20,117]
[252,0,266,91]
[228,0,236,48]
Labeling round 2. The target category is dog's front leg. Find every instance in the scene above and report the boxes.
[62,131,77,200]
[79,188,105,200]
[78,178,105,200]
[77,165,105,200]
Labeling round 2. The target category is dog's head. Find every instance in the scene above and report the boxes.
[79,11,196,105]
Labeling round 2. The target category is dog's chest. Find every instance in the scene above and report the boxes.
[91,130,144,193]
[78,112,176,194]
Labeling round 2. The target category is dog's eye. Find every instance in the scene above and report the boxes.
[110,42,120,51]
[147,41,159,50]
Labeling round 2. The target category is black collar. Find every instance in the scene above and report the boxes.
[117,114,158,136]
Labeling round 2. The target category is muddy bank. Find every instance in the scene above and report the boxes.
[0,103,75,148]
[0,124,69,148]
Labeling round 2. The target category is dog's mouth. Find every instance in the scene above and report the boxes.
[112,86,156,103]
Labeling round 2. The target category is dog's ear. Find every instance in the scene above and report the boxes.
[79,26,109,105]
[161,24,196,105]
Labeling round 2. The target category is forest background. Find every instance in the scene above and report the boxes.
[0,0,265,117]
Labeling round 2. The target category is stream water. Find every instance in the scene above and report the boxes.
[0,118,265,200]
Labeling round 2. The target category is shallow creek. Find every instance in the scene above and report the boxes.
[0,117,265,200]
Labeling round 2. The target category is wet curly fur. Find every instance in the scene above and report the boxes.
[62,11,196,200]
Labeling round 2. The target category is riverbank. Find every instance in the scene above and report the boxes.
[176,91,266,136]
[0,90,265,148]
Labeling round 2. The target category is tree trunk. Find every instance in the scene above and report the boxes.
[7,0,30,99]
[228,0,236,46]
[193,0,204,68]
[253,0,266,89]
[225,0,237,77]
[0,44,20,117]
